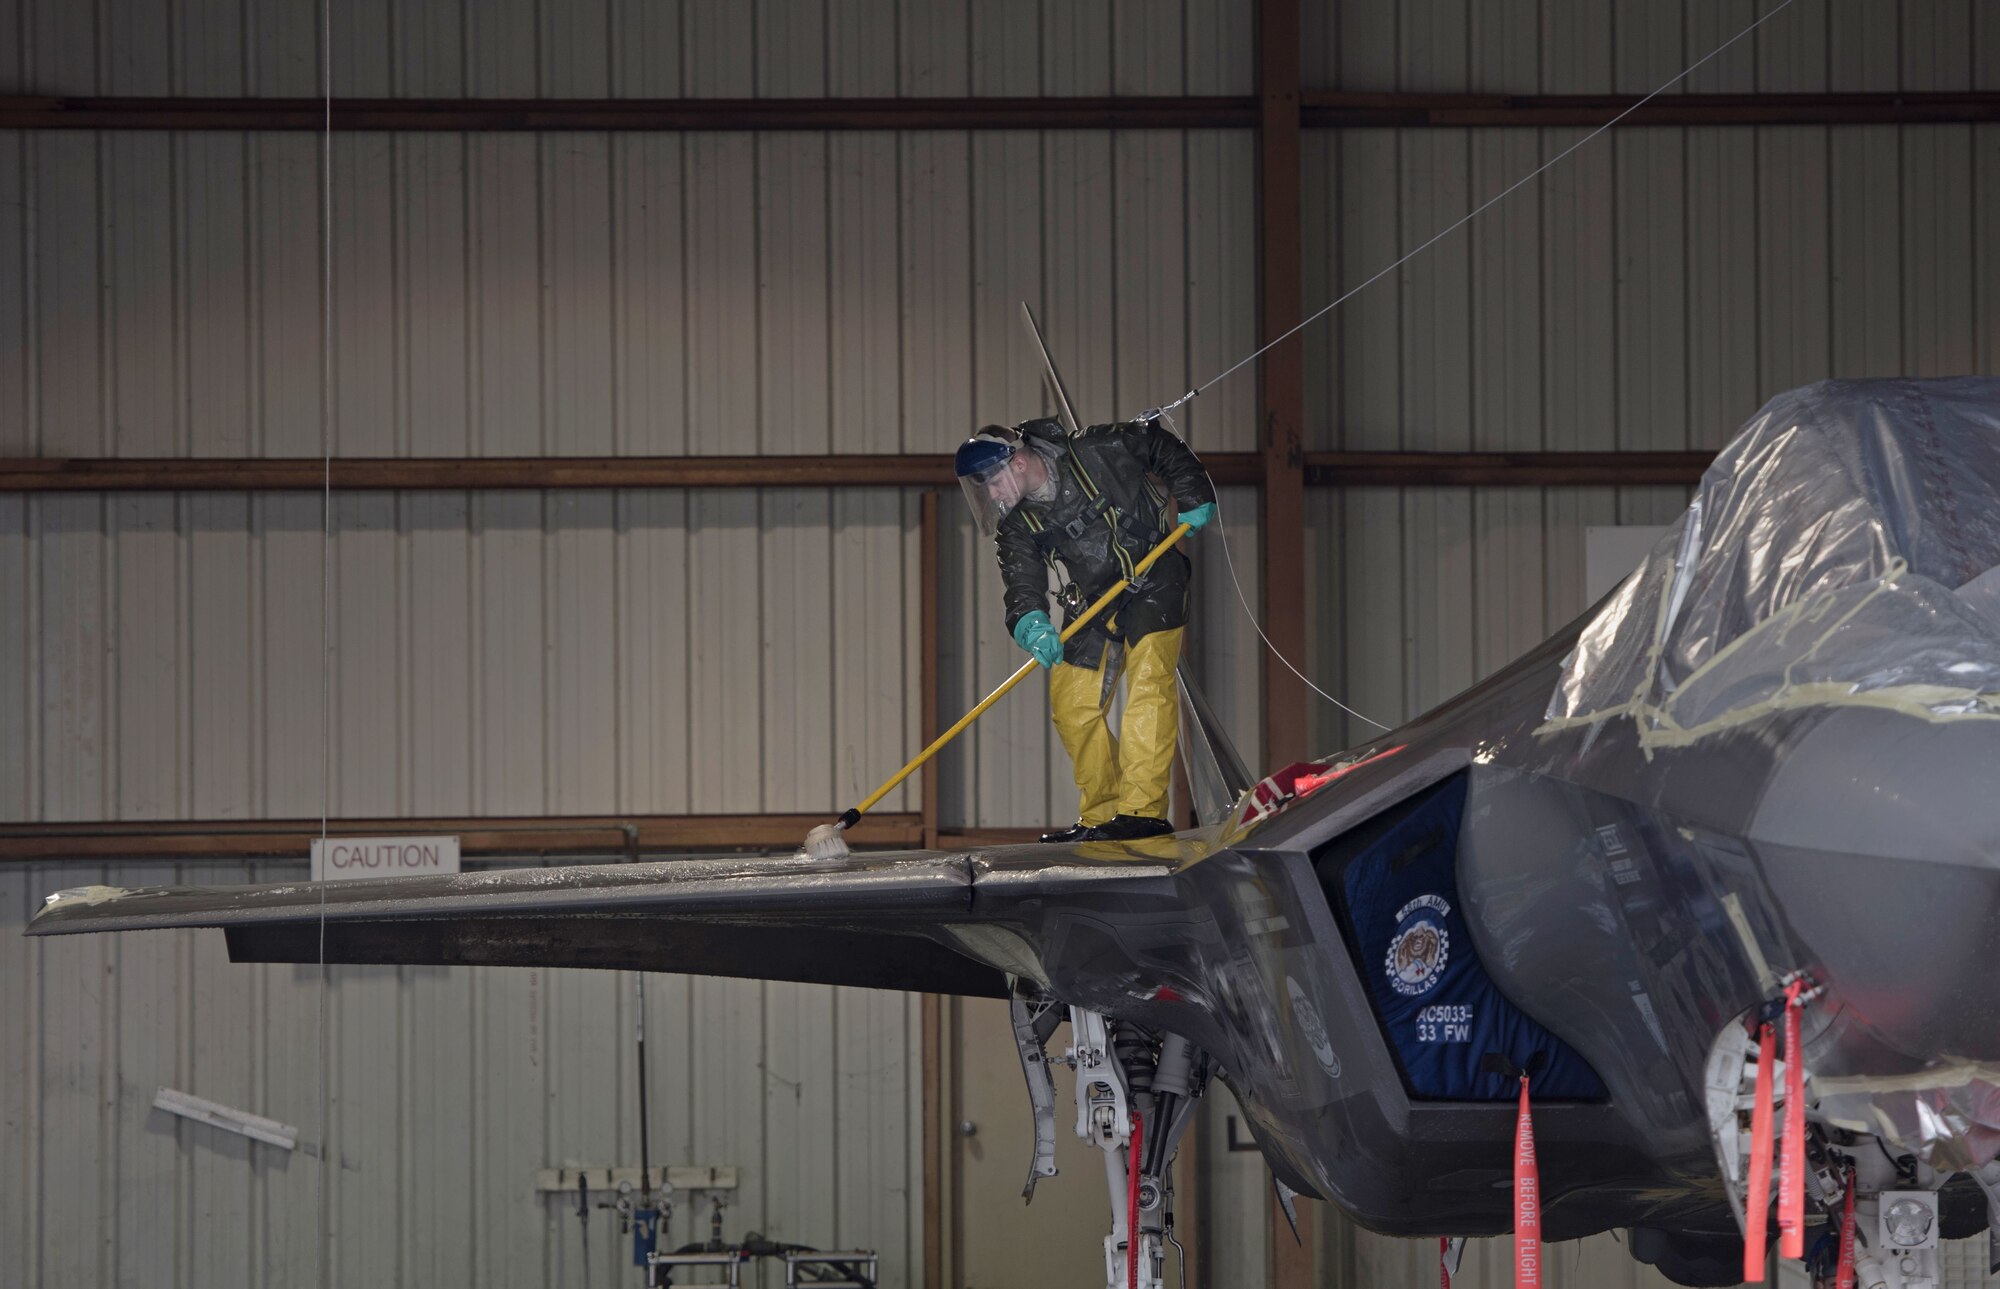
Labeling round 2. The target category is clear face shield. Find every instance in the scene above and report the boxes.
[956,426,1055,537]
[960,455,1030,537]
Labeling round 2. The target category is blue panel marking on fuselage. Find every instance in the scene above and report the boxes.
[1334,773,1606,1101]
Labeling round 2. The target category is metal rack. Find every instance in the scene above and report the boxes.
[644,1249,746,1287]
[643,1247,880,1287]
[782,1250,880,1288]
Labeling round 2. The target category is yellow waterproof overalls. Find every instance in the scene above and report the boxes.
[1009,437,1192,825]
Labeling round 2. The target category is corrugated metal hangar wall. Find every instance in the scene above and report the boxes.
[2,1,1999,1286]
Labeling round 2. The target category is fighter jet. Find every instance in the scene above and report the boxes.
[33,378,2000,1289]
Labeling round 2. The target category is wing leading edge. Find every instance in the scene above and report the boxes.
[27,845,1181,999]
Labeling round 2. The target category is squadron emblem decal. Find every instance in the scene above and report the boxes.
[1386,893,1451,996]
[1286,975,1341,1078]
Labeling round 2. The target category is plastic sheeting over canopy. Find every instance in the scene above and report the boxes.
[1535,378,2000,1172]
[1544,378,2000,746]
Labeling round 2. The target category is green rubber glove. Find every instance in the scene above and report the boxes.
[1011,610,1064,669]
[1181,501,1217,530]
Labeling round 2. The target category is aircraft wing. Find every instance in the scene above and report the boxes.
[26,665,1252,1000]
[26,845,1184,999]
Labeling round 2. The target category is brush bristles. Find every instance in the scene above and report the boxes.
[801,822,850,861]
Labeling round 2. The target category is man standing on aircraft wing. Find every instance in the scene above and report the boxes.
[955,416,1218,843]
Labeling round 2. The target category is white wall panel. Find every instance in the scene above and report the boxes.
[551,494,620,814]
[829,133,903,447]
[32,135,102,456]
[252,134,325,458]
[0,126,1254,464]
[1302,124,2000,453]
[1197,1084,1271,1285]
[3,486,933,832]
[1193,485,1265,771]
[1045,131,1118,426]
[334,495,401,815]
[1468,129,1543,448]
[2,866,924,1289]
[110,495,181,818]
[1757,127,1831,394]
[1303,483,1694,756]
[1182,131,1258,451]
[1687,128,1762,440]
[255,496,321,815]
[1113,132,1188,426]
[763,487,836,806]
[8,0,1252,98]
[107,135,177,457]
[0,495,29,815]
[37,871,112,1285]
[1305,0,2000,94]
[0,131,25,457]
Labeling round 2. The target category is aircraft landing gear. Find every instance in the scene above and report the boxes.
[1009,980,1210,1289]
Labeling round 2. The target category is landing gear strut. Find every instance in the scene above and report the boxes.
[1010,981,1210,1289]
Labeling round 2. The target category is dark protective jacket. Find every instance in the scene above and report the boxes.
[995,418,1217,667]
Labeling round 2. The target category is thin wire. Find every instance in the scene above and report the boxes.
[1152,0,1799,416]
[315,0,333,1280]
[1160,409,1389,732]
[1208,496,1390,732]
[317,12,332,846]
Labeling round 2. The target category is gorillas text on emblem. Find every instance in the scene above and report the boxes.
[1385,892,1452,996]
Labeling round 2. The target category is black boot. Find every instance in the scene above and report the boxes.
[1084,814,1174,842]
[1040,821,1093,844]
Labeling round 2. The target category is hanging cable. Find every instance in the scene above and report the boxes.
[1147,0,1800,421]
[636,972,654,1209]
[1208,495,1390,731]
[315,0,334,1279]
[1161,409,1390,732]
[577,1173,592,1286]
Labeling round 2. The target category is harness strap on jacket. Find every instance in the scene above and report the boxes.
[1063,454,1139,579]
[1064,444,1176,578]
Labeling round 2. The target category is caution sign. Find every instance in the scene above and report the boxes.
[310,835,461,882]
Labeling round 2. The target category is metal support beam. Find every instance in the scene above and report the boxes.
[5,92,1998,133]
[1302,449,1710,487]
[0,453,1077,491]
[1301,90,2000,128]
[1257,0,1309,779]
[0,94,1259,132]
[0,814,1044,862]
[0,450,1714,492]
[1259,1,1313,1283]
